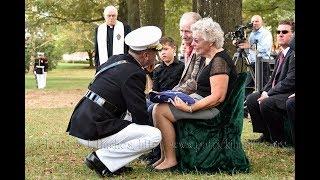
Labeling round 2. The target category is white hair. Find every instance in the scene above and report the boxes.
[191,17,224,49]
[179,12,201,27]
[103,5,118,17]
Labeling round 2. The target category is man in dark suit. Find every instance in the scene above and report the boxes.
[67,26,162,177]
[246,20,295,145]
[94,5,131,69]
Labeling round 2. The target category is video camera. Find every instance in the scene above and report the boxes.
[225,22,253,45]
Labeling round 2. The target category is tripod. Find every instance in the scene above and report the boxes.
[232,48,255,118]
[232,48,255,83]
[233,42,265,93]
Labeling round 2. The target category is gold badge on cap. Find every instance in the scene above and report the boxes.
[117,34,121,40]
[148,43,163,51]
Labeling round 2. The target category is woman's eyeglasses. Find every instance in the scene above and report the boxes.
[276,30,290,34]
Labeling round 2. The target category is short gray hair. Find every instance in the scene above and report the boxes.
[191,17,224,49]
[179,12,201,27]
[103,5,118,17]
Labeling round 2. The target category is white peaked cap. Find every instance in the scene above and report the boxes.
[125,26,162,51]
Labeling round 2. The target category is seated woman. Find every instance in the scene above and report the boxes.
[152,17,242,171]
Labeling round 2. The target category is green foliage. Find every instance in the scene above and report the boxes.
[25,37,59,72]
[165,0,192,47]
[25,0,295,72]
[25,63,94,90]
[40,44,59,71]
[25,0,111,72]
[25,46,32,73]
[52,22,97,63]
[243,0,295,35]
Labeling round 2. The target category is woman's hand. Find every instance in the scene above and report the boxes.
[172,96,190,112]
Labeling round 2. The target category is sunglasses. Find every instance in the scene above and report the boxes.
[276,30,290,34]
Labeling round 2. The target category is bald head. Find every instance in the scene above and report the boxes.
[103,5,118,26]
[251,15,263,31]
[179,12,201,45]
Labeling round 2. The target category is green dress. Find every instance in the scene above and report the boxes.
[175,72,250,174]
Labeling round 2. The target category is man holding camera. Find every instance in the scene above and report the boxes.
[236,15,273,117]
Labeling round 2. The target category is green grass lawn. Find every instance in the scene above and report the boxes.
[25,63,95,90]
[25,62,294,179]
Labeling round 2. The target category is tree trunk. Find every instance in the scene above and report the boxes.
[197,0,208,17]
[192,0,197,12]
[198,0,242,56]
[127,0,141,30]
[28,42,37,74]
[139,0,147,26]
[144,0,165,35]
[118,0,128,24]
[87,50,94,68]
[29,55,35,74]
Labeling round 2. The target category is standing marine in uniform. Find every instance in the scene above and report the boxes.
[66,26,162,177]
[34,52,48,89]
[34,52,48,72]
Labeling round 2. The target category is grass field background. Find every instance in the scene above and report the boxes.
[25,63,294,179]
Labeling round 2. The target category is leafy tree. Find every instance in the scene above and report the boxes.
[165,0,192,48]
[144,0,165,33]
[127,0,141,30]
[118,0,128,24]
[25,0,114,71]
[195,0,242,55]
[243,0,295,40]
[25,0,294,73]
[52,23,96,67]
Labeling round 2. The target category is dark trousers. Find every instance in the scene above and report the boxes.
[286,97,295,145]
[247,92,287,142]
[244,62,271,117]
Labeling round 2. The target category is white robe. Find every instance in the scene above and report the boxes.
[97,20,125,65]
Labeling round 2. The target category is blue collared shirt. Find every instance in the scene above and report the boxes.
[247,26,273,63]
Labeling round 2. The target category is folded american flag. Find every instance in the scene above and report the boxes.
[149,90,195,105]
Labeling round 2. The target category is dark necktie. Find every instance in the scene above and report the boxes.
[272,52,285,87]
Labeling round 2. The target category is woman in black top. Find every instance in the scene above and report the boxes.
[152,17,238,170]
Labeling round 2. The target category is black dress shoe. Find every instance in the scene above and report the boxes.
[112,166,133,175]
[85,152,112,177]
